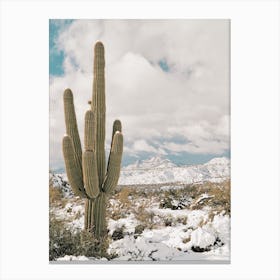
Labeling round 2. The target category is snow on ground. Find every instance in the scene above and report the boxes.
[51,201,84,230]
[50,173,74,197]
[50,156,230,262]
[56,255,90,261]
[107,209,230,261]
[51,195,230,262]
[108,214,139,235]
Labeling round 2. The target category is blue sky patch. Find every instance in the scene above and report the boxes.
[49,19,74,76]
[167,151,230,166]
[158,59,170,72]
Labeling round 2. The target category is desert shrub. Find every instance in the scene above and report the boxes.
[159,195,190,210]
[181,185,202,199]
[49,173,67,207]
[158,185,203,211]
[201,180,230,215]
[78,230,113,259]
[176,216,188,225]
[108,187,135,219]
[49,186,64,206]
[49,214,80,260]
[162,180,231,214]
[49,214,114,260]
[159,196,173,209]
[116,187,132,206]
[131,201,157,230]
[111,226,125,241]
[164,217,173,227]
[134,224,145,235]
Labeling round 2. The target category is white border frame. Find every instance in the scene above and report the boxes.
[1,1,279,279]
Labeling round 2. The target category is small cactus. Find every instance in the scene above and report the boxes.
[62,41,123,238]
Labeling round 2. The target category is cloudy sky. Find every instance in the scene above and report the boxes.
[49,19,230,171]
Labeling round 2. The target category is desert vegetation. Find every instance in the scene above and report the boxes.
[49,172,230,261]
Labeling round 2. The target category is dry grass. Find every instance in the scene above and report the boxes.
[49,173,70,208]
[189,180,231,214]
[207,180,230,215]
[49,213,115,260]
[183,236,191,244]
[108,180,230,233]
[134,206,156,229]
[115,186,132,208]
[49,186,64,205]
[159,180,231,215]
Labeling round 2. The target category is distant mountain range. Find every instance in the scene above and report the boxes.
[51,156,230,192]
[119,156,230,185]
[122,155,177,170]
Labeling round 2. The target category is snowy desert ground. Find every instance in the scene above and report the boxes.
[49,156,230,263]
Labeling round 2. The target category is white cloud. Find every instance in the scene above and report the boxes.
[50,19,230,168]
[133,140,158,153]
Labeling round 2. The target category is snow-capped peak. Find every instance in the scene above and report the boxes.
[51,156,230,190]
[124,155,177,170]
[119,156,230,185]
[205,157,230,166]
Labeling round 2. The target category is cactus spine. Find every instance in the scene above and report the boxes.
[62,41,123,238]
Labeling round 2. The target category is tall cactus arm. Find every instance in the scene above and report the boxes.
[83,109,99,198]
[62,135,87,197]
[63,89,83,172]
[107,119,122,172]
[111,119,122,145]
[84,110,95,151]
[83,151,99,198]
[92,41,106,184]
[102,131,123,194]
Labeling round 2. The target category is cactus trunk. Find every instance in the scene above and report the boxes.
[92,42,106,187]
[62,41,123,239]
[93,192,107,237]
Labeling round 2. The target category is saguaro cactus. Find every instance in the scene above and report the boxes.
[62,41,123,238]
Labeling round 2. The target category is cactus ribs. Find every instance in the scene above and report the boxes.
[62,42,123,238]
